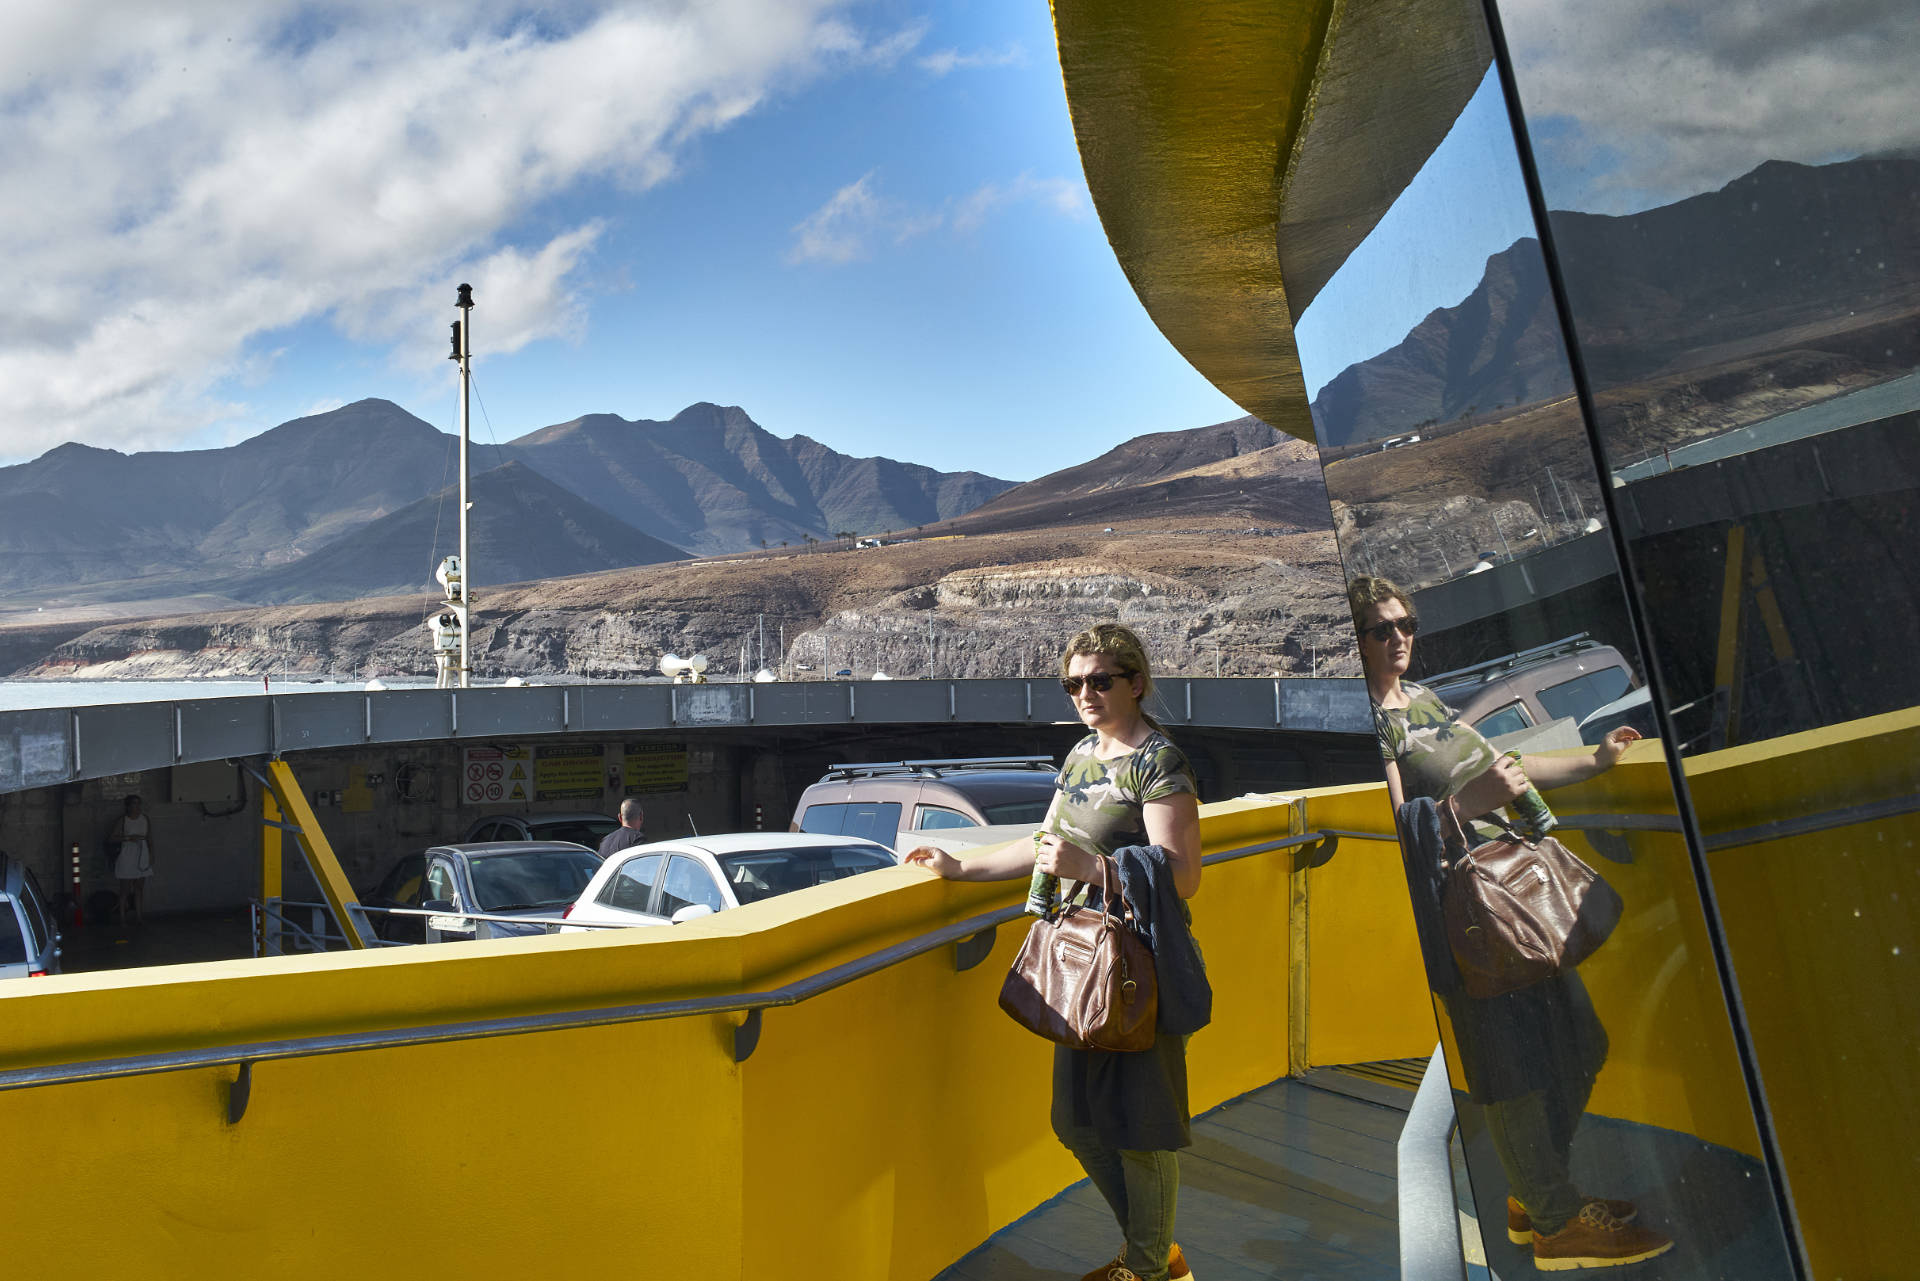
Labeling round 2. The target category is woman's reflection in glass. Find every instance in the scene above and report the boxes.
[1351,575,1672,1270]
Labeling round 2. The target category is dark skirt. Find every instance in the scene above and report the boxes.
[1051,1032,1192,1152]
[1442,969,1609,1105]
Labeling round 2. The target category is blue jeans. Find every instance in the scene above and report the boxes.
[1058,1123,1180,1279]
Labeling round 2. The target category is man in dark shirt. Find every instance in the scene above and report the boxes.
[597,798,648,858]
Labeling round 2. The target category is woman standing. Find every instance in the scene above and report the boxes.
[1350,575,1671,1271]
[111,794,155,925]
[906,623,1202,1281]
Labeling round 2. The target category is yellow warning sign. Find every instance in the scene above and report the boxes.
[510,763,527,779]
[625,743,689,795]
[534,744,605,801]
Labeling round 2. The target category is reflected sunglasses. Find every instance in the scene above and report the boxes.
[1060,670,1133,696]
[1361,617,1419,642]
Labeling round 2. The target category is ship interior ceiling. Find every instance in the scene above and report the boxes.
[3,1,1916,1278]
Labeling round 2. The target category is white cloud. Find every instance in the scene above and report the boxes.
[1501,0,1920,212]
[0,0,892,458]
[788,171,1086,265]
[917,44,1025,77]
[951,175,1086,233]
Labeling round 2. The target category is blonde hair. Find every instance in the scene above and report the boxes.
[1347,575,1414,636]
[1060,623,1165,731]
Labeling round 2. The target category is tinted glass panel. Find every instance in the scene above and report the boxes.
[1536,668,1631,725]
[797,803,846,835]
[467,849,599,911]
[659,855,724,917]
[19,875,49,955]
[914,806,976,831]
[720,846,894,906]
[602,854,664,914]
[1494,1,1920,1273]
[1470,702,1530,740]
[978,799,1051,826]
[425,860,458,904]
[532,818,618,847]
[0,907,25,964]
[1284,11,1798,1269]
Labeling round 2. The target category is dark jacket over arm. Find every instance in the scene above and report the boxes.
[1112,844,1212,1036]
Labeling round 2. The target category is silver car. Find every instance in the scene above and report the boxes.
[370,841,602,943]
[0,854,61,979]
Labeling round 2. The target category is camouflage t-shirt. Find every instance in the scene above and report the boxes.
[1044,729,1199,859]
[1372,682,1499,802]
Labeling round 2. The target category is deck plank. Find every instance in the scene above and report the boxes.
[932,1076,1407,1280]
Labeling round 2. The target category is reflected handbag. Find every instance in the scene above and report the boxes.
[999,856,1158,1052]
[1441,806,1622,1000]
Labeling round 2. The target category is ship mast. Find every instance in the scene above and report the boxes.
[454,283,474,688]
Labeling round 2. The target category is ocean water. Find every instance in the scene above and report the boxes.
[0,679,420,713]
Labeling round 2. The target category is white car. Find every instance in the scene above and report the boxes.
[561,832,897,930]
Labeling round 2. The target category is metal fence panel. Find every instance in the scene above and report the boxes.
[274,692,368,754]
[671,683,750,726]
[578,684,673,732]
[367,691,453,742]
[453,687,567,738]
[0,710,73,790]
[1185,678,1278,730]
[179,698,273,761]
[1281,679,1372,734]
[951,681,1031,723]
[72,703,174,777]
[748,682,846,725]
[848,681,948,723]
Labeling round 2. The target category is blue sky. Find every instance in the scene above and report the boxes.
[7,1,1908,476]
[0,1,1242,479]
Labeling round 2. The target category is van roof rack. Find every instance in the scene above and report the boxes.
[823,756,1055,780]
[1423,633,1604,690]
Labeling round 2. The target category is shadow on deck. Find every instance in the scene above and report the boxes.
[936,1066,1420,1280]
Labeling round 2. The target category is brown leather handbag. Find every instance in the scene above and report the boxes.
[1441,808,1623,1000]
[999,856,1158,1052]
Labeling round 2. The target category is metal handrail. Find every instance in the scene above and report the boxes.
[1398,1045,1467,1281]
[1553,791,1920,852]
[0,825,1390,1094]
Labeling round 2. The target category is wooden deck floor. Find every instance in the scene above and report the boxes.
[935,1069,1416,1280]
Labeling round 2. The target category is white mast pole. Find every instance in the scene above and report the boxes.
[455,283,474,688]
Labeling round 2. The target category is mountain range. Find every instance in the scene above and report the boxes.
[0,400,1013,607]
[1310,153,1920,447]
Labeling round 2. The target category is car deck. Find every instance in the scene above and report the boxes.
[934,1066,1423,1280]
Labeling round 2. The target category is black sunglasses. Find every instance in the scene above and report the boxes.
[1361,617,1418,642]
[1061,670,1132,696]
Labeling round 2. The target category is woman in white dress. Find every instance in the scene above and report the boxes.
[111,795,154,924]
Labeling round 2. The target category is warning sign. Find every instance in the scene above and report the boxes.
[461,745,533,805]
[535,744,605,802]
[625,743,689,795]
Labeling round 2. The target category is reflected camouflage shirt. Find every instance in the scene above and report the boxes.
[1372,682,1499,802]
[1044,730,1198,860]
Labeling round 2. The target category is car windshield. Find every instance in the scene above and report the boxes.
[718,846,895,906]
[468,848,602,912]
[530,817,619,846]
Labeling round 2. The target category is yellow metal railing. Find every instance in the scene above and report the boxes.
[2,717,1907,1279]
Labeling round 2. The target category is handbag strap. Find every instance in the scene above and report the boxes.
[1058,855,1130,924]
